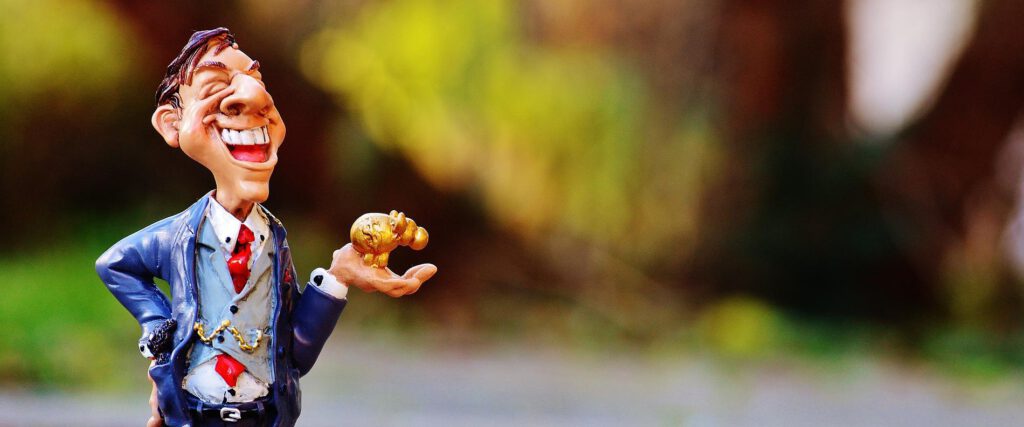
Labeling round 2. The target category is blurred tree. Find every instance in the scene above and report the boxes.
[701,0,935,321]
[0,0,138,249]
[883,0,1024,327]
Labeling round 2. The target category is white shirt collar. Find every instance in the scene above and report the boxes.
[207,197,271,254]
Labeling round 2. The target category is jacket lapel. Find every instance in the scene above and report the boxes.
[199,221,237,296]
[172,193,210,348]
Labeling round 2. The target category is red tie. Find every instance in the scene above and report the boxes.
[215,353,245,388]
[226,224,254,293]
[216,224,254,388]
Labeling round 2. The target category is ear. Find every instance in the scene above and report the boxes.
[151,104,180,148]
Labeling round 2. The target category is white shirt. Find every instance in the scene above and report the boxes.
[183,198,348,403]
[206,199,348,298]
[207,197,271,264]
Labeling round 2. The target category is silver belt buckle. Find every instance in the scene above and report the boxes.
[220,407,242,422]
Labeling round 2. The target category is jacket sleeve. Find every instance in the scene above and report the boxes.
[291,273,347,377]
[95,224,173,353]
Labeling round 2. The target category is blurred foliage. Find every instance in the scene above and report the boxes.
[0,0,132,120]
[301,0,717,263]
[0,220,139,389]
[697,297,781,359]
[0,0,147,389]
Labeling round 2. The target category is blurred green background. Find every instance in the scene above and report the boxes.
[2,0,1024,421]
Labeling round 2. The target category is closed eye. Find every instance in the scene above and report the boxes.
[200,82,229,99]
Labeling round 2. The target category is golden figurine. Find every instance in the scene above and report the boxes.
[350,210,429,268]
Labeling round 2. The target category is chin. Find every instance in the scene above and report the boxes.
[238,180,271,203]
[220,175,271,205]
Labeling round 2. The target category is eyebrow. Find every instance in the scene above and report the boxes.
[190,59,261,85]
[193,61,228,73]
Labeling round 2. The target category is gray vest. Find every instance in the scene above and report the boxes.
[188,217,276,384]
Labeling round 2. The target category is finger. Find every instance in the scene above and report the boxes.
[379,264,435,296]
[377,276,417,291]
[384,265,425,296]
[402,281,422,296]
[385,280,419,297]
[406,264,437,284]
[402,265,435,295]
[400,264,428,279]
[368,276,418,295]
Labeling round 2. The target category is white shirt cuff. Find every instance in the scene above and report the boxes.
[139,338,154,359]
[310,267,348,299]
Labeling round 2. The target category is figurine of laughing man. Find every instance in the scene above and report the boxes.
[96,28,436,427]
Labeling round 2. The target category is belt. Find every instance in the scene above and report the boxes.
[187,395,275,424]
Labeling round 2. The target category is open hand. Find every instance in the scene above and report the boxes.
[328,244,437,297]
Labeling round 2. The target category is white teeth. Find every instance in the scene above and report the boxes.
[218,126,269,145]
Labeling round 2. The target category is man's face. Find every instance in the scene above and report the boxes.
[167,42,286,204]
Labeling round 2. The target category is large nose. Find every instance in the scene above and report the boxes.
[220,74,272,117]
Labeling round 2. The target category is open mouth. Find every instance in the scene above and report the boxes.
[219,125,271,163]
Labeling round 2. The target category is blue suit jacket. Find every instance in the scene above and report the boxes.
[96,193,346,427]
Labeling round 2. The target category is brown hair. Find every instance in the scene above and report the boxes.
[155,28,236,109]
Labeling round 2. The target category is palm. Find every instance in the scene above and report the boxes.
[328,244,436,297]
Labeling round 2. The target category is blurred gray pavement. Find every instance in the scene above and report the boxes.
[2,334,1023,426]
